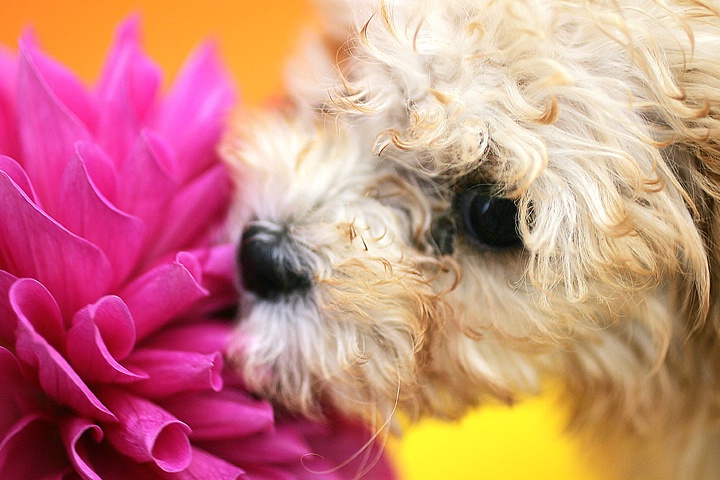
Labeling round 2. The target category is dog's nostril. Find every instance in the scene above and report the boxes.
[238,225,312,300]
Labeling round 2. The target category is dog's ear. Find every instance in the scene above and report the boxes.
[645,18,720,277]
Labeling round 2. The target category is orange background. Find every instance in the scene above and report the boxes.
[0,0,314,106]
[1,2,607,479]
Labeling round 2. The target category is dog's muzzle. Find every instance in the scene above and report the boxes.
[238,224,312,300]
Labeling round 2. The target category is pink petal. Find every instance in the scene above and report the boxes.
[0,414,71,480]
[157,447,247,480]
[298,416,398,480]
[80,295,136,358]
[0,47,19,160]
[146,163,232,264]
[60,416,104,480]
[66,295,147,384]
[183,244,238,317]
[124,349,223,399]
[0,155,39,204]
[140,320,232,355]
[75,140,121,207]
[153,41,236,183]
[191,243,235,283]
[0,271,18,345]
[9,277,65,349]
[19,36,97,132]
[120,252,208,340]
[0,171,113,317]
[192,243,235,283]
[160,390,274,440]
[201,426,311,465]
[17,38,94,216]
[11,279,117,423]
[0,352,22,439]
[101,388,192,473]
[0,347,42,438]
[67,438,158,480]
[241,465,301,480]
[95,16,162,165]
[57,147,145,285]
[115,130,178,259]
[178,250,204,281]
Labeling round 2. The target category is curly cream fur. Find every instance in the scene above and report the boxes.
[224,1,720,479]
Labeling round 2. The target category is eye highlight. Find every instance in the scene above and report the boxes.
[456,185,522,250]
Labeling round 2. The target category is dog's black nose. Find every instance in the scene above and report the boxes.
[238,224,312,300]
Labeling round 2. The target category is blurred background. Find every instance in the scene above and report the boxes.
[1,1,607,479]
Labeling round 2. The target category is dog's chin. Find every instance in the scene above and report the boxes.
[231,298,412,420]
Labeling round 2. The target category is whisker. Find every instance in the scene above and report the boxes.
[300,359,402,479]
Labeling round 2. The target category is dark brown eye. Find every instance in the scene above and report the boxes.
[457,185,522,249]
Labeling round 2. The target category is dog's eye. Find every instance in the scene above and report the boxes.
[457,185,522,249]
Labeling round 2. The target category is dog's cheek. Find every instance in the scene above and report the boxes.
[315,254,447,414]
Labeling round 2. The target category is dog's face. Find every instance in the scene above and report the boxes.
[224,115,452,418]
[225,0,713,423]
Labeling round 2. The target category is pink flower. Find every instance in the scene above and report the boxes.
[0,18,395,480]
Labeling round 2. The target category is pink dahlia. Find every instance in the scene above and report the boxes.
[0,18,394,480]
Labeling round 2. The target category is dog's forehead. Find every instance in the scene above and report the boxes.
[234,118,396,223]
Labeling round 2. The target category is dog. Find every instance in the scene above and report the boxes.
[222,1,720,478]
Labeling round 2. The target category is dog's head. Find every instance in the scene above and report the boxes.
[224,0,718,423]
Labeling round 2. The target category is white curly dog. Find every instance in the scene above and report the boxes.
[224,1,720,478]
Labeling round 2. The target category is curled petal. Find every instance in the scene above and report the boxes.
[57,148,145,285]
[121,252,208,340]
[160,390,273,440]
[76,295,136,358]
[9,277,64,349]
[17,38,94,216]
[125,349,223,400]
[96,16,162,165]
[154,41,236,182]
[0,172,113,317]
[60,416,104,480]
[12,280,116,423]
[67,296,146,384]
[101,389,192,473]
[0,414,70,479]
